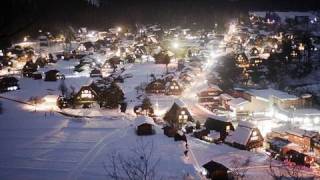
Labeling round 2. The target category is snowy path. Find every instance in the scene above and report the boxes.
[66,116,131,180]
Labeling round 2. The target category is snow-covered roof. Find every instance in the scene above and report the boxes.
[228,97,249,108]
[225,123,253,146]
[248,88,298,101]
[174,99,187,108]
[220,93,234,100]
[207,114,231,122]
[225,121,257,146]
[238,121,256,129]
[286,128,318,138]
[134,115,156,126]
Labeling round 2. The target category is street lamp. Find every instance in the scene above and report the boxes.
[117,27,122,32]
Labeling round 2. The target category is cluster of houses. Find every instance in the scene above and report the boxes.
[198,85,316,120]
[223,11,320,89]
[158,99,265,151]
[57,78,124,109]
[145,57,205,96]
[267,127,320,166]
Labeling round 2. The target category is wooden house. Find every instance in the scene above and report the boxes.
[179,72,193,85]
[44,70,65,81]
[90,69,102,78]
[0,76,19,92]
[286,128,319,152]
[197,86,222,110]
[165,80,183,95]
[32,72,43,80]
[145,79,166,94]
[312,136,320,157]
[249,47,260,56]
[225,121,264,150]
[235,53,250,68]
[163,99,194,129]
[22,61,38,77]
[204,115,234,141]
[75,85,98,108]
[163,126,177,137]
[135,116,156,136]
[220,93,234,110]
[202,161,230,180]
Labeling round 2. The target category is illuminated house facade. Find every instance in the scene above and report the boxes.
[75,85,98,107]
[0,76,19,92]
[145,79,166,94]
[163,99,194,129]
[165,80,182,95]
[225,121,264,150]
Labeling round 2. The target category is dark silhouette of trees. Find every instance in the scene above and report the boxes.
[215,54,241,91]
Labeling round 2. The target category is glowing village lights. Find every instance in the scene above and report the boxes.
[23,36,28,42]
[172,41,179,49]
[228,23,236,34]
[298,43,305,51]
[117,27,122,32]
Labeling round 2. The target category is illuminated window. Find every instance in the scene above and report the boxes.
[81,90,93,99]
[226,125,230,132]
[252,131,257,136]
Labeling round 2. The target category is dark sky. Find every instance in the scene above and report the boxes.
[0,0,319,47]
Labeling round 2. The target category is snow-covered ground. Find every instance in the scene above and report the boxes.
[0,98,196,180]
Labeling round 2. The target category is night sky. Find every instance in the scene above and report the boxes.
[0,0,319,47]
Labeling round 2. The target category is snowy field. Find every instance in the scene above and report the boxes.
[0,98,196,180]
[0,59,199,180]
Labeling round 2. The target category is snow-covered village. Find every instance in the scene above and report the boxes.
[1,0,320,180]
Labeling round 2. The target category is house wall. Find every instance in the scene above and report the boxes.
[287,134,311,151]
[231,96,269,115]
[246,128,264,150]
[273,98,301,109]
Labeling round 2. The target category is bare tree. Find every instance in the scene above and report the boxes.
[229,157,251,180]
[104,139,161,180]
[268,157,316,180]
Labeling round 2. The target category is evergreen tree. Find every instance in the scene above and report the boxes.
[215,54,241,91]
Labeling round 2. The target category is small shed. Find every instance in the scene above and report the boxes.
[163,126,177,137]
[202,161,230,180]
[0,76,19,92]
[135,116,156,136]
[45,70,64,81]
[204,115,234,141]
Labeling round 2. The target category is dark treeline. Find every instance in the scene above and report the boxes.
[0,0,320,47]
